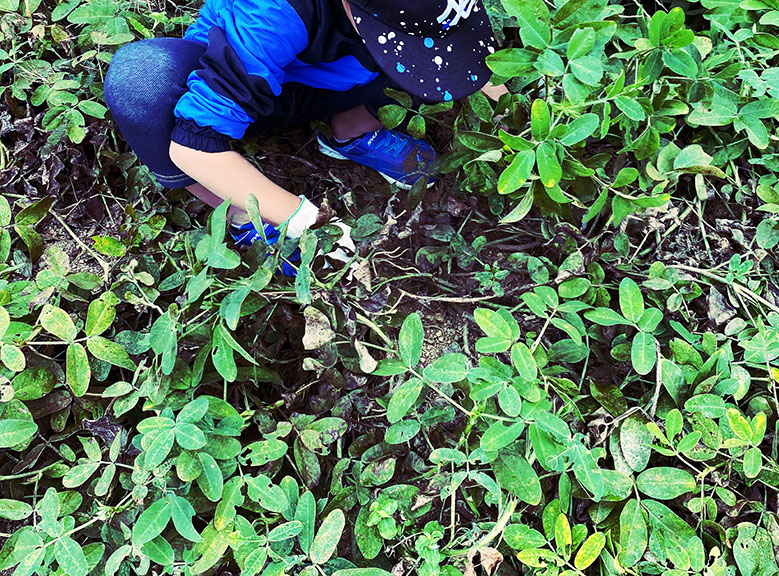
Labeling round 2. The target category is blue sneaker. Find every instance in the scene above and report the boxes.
[229,221,300,276]
[317,128,436,190]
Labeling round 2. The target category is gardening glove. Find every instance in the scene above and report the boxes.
[285,195,357,267]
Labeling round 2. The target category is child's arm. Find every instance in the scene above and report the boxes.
[169,141,302,226]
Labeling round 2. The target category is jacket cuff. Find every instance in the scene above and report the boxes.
[171,117,232,152]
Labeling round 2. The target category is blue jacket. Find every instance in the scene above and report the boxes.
[171,0,380,152]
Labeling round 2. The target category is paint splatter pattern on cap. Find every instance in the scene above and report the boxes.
[348,0,496,102]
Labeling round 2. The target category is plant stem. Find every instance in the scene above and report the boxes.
[669,264,779,314]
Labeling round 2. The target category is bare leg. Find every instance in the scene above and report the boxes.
[331,105,382,140]
[186,182,251,225]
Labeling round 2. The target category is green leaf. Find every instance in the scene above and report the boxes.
[0,419,37,448]
[309,509,345,565]
[39,304,77,342]
[295,491,316,555]
[663,48,698,78]
[85,291,117,337]
[132,499,171,546]
[386,378,424,423]
[570,55,603,86]
[612,167,639,188]
[77,100,108,118]
[423,353,468,383]
[474,308,514,340]
[684,394,727,418]
[268,521,303,542]
[756,219,779,250]
[384,420,420,444]
[197,452,223,502]
[149,310,178,376]
[740,116,769,150]
[492,453,542,505]
[535,48,565,76]
[637,467,696,499]
[567,28,596,59]
[54,536,88,576]
[480,421,524,452]
[674,144,713,170]
[407,114,425,138]
[175,422,206,450]
[398,313,423,368]
[536,141,562,189]
[631,333,657,375]
[727,408,753,441]
[1,343,25,372]
[499,188,534,224]
[66,343,91,397]
[220,284,250,331]
[0,0,20,12]
[584,308,633,326]
[503,0,551,49]
[504,524,547,549]
[247,475,289,513]
[511,343,538,381]
[169,495,202,542]
[619,278,644,323]
[242,547,268,576]
[212,324,237,383]
[12,367,55,401]
[16,197,53,226]
[744,447,762,479]
[559,114,599,146]
[498,150,535,194]
[620,415,652,472]
[143,428,175,469]
[142,535,174,566]
[86,336,136,370]
[105,545,131,576]
[0,499,33,520]
[531,99,551,140]
[619,499,647,567]
[574,532,605,570]
[377,104,407,129]
[92,235,126,257]
[614,96,646,121]
[15,225,43,262]
[62,461,100,488]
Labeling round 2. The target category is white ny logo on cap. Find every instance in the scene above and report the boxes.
[436,0,479,26]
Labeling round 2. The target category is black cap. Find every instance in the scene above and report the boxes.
[347,0,496,102]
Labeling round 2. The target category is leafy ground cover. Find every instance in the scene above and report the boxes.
[1,0,779,575]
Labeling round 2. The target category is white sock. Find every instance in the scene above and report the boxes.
[283,195,320,238]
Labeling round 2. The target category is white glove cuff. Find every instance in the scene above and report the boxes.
[284,195,320,238]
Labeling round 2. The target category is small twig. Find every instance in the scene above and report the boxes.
[489,241,545,252]
[650,345,663,418]
[398,289,504,304]
[669,264,779,315]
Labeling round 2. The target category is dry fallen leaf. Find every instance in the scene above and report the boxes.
[302,306,335,350]
[464,547,504,576]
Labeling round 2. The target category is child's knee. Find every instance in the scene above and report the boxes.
[104,40,182,123]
